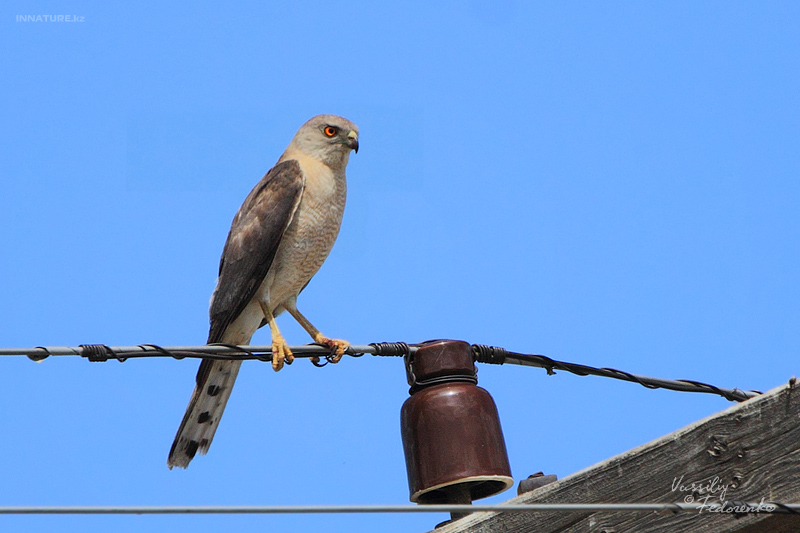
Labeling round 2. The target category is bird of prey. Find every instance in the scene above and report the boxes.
[168,114,359,469]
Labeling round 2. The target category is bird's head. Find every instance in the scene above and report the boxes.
[286,114,359,169]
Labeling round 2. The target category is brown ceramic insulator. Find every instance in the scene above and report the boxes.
[400,340,513,504]
[404,340,476,389]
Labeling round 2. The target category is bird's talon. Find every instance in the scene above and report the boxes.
[272,341,293,372]
[314,336,349,364]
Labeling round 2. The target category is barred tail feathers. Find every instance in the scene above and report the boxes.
[167,358,242,468]
[168,322,256,469]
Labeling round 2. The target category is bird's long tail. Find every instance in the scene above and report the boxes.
[167,358,242,468]
[168,323,256,469]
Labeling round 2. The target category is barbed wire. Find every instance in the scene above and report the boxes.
[0,341,762,402]
[0,501,797,515]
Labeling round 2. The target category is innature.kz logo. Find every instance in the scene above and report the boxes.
[16,15,85,23]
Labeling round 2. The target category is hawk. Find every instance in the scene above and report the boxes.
[168,114,359,469]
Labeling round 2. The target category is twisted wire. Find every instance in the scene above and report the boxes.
[1,341,762,402]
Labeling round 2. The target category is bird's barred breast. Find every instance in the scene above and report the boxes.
[267,162,347,307]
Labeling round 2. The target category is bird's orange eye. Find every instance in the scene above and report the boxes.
[324,126,338,137]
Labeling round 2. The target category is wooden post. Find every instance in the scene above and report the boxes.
[433,380,800,533]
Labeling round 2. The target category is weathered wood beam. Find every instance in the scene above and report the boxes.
[432,379,800,533]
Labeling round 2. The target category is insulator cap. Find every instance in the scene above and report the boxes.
[400,340,513,504]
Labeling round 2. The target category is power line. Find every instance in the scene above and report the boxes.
[0,341,761,402]
[0,502,797,515]
[471,344,762,402]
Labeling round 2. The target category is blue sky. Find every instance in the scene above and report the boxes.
[1,2,799,532]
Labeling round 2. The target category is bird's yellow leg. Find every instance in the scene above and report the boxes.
[283,300,349,364]
[259,301,293,371]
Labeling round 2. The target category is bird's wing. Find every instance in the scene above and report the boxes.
[207,159,305,343]
[167,159,304,469]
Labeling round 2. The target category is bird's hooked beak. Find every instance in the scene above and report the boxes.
[346,130,359,153]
